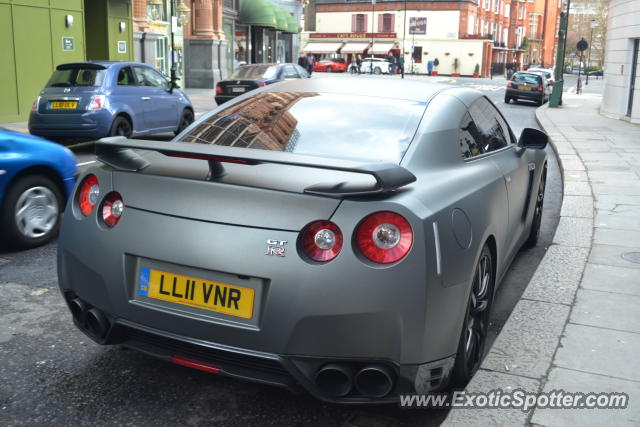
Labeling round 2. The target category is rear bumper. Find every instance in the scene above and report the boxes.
[215,95,237,105]
[28,109,113,138]
[506,88,544,102]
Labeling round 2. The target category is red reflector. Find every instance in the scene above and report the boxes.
[537,86,544,92]
[507,81,513,88]
[170,356,221,374]
[258,82,267,87]
[215,84,223,94]
[165,152,251,165]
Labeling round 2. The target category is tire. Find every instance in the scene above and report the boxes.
[451,243,494,387]
[537,96,544,106]
[109,116,133,138]
[524,164,547,248]
[373,67,382,75]
[326,66,333,73]
[504,96,510,103]
[175,108,194,136]
[0,175,63,249]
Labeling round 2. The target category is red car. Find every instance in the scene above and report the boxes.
[313,59,347,73]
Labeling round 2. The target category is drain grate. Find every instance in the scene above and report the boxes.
[622,252,640,264]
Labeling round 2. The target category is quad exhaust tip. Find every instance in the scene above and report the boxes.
[68,295,110,339]
[315,364,353,397]
[354,365,395,398]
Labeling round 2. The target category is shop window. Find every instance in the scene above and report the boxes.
[352,14,367,33]
[412,46,422,64]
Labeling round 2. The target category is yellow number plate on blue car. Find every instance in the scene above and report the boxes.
[138,267,254,319]
[50,101,78,109]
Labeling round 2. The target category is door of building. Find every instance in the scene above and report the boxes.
[628,39,639,117]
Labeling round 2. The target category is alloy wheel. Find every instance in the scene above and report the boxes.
[14,186,59,239]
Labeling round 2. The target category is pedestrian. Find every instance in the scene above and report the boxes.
[356,54,362,74]
[297,52,308,71]
[388,54,396,75]
[398,55,405,77]
[306,54,314,76]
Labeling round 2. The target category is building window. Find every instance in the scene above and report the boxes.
[147,0,166,22]
[530,15,538,39]
[155,38,167,73]
[412,46,423,63]
[379,13,394,33]
[468,15,475,35]
[353,14,367,33]
[494,0,500,14]
[504,4,510,18]
[484,0,490,10]
[519,6,524,19]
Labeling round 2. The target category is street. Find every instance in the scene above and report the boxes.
[1,74,562,427]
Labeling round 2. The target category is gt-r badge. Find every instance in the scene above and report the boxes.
[266,239,287,257]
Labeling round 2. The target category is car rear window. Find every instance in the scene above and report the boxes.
[230,65,279,80]
[46,68,106,87]
[513,73,541,85]
[180,92,426,163]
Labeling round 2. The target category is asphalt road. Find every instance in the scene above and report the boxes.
[0,74,562,427]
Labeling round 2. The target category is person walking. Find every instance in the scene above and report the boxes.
[398,55,405,78]
[356,54,362,74]
[388,54,396,75]
[306,54,314,76]
[298,52,308,72]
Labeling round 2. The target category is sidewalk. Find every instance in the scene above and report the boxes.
[0,88,217,135]
[444,93,640,425]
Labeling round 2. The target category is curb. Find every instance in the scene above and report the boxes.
[442,103,594,425]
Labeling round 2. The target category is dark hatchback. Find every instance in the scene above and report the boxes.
[215,63,309,105]
[505,72,549,106]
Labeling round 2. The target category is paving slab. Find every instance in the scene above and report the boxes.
[563,170,589,182]
[589,244,640,269]
[554,323,640,382]
[560,196,594,218]
[531,368,640,427]
[563,181,592,196]
[551,217,593,248]
[441,370,540,427]
[570,289,640,334]
[594,213,640,231]
[581,263,640,296]
[593,228,640,247]
[482,299,570,379]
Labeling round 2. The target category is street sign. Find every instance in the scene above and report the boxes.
[62,37,74,51]
[577,38,588,52]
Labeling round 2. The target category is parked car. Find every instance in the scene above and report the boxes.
[215,63,309,105]
[588,68,604,76]
[312,59,347,73]
[505,71,551,106]
[359,57,392,74]
[29,61,194,141]
[58,78,548,403]
[0,129,76,249]
[527,67,555,84]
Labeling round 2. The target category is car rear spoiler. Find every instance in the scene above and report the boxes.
[95,137,416,197]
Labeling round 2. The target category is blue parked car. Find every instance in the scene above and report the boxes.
[0,129,77,249]
[29,61,194,140]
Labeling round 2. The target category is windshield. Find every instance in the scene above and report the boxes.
[230,65,279,80]
[46,68,106,87]
[513,73,541,84]
[180,92,426,164]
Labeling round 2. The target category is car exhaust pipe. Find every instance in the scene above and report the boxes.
[314,364,353,397]
[354,365,395,398]
[69,297,89,325]
[86,308,110,339]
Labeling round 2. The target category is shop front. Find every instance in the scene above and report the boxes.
[303,32,397,63]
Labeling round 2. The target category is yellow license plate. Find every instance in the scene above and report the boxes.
[517,85,531,91]
[50,101,78,109]
[137,268,255,319]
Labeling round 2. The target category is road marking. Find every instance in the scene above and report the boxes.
[76,160,96,166]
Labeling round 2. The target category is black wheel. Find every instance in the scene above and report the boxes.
[0,175,63,249]
[175,108,194,136]
[326,66,333,73]
[451,244,494,387]
[373,67,382,75]
[109,116,132,138]
[524,164,547,248]
[504,96,510,103]
[537,96,544,106]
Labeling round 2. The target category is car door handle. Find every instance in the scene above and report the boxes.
[141,97,151,100]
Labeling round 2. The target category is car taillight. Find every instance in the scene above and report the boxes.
[77,174,100,216]
[356,212,413,264]
[101,192,124,227]
[258,82,267,87]
[300,220,343,262]
[537,86,544,92]
[215,84,223,94]
[507,82,513,88]
[88,95,106,110]
[31,96,40,111]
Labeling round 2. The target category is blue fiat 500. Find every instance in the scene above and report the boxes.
[29,62,194,140]
[0,129,76,249]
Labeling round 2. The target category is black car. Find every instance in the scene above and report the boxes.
[588,69,604,76]
[505,72,549,106]
[215,63,309,105]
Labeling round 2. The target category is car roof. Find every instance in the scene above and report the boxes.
[56,61,155,70]
[263,77,452,102]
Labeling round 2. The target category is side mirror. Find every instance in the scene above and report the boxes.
[518,128,548,149]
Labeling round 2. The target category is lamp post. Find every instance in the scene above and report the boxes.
[549,0,571,107]
[586,19,596,85]
[370,0,376,74]
[402,0,407,78]
[169,0,191,91]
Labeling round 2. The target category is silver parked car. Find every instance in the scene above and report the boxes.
[57,78,548,403]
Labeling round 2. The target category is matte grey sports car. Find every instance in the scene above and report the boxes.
[57,78,548,403]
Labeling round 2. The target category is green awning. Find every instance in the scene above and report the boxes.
[239,0,277,28]
[272,7,289,32]
[285,14,298,33]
